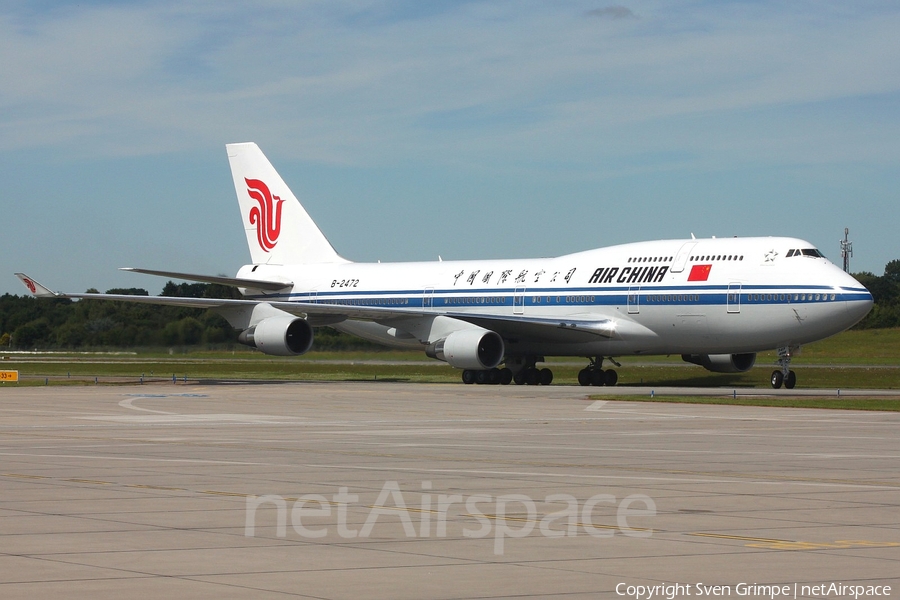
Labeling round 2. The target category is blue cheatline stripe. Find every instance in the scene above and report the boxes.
[242,285,870,309]
[245,282,845,300]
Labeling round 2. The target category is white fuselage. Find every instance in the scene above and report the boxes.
[237,236,873,358]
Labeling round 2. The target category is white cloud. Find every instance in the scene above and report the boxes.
[0,0,898,169]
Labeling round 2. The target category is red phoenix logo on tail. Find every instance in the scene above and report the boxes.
[245,178,284,252]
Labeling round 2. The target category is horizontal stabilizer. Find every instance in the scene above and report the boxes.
[120,268,293,291]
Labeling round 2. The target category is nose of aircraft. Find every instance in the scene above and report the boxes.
[839,271,874,325]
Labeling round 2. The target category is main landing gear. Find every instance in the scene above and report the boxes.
[462,367,513,385]
[578,357,619,387]
[461,356,553,385]
[514,366,553,386]
[770,346,798,389]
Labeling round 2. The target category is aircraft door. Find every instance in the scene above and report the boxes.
[628,285,640,314]
[423,288,434,310]
[727,282,742,314]
[670,242,697,273]
[514,286,525,315]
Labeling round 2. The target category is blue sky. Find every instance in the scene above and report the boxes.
[2,1,899,295]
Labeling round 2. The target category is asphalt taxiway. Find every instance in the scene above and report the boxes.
[0,382,898,599]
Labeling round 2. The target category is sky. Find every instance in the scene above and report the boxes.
[2,0,899,296]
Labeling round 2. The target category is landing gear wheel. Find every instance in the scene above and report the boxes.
[770,370,784,389]
[499,368,513,385]
[525,367,540,385]
[604,369,618,386]
[462,370,476,384]
[580,357,621,387]
[773,345,800,390]
[539,368,553,386]
[578,368,591,387]
[784,370,796,389]
[514,370,526,385]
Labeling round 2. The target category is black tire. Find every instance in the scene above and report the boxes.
[513,369,526,385]
[578,368,591,386]
[604,369,618,386]
[499,368,513,385]
[784,370,796,389]
[525,368,540,385]
[462,370,476,384]
[771,370,784,389]
[591,369,606,386]
[539,368,553,386]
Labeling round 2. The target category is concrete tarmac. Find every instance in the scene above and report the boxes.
[0,382,898,599]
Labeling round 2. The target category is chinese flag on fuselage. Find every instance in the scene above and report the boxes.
[688,264,712,281]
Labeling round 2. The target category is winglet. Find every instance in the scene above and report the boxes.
[14,273,59,298]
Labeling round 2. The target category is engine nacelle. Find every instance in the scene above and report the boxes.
[681,353,756,373]
[239,316,314,356]
[426,329,504,370]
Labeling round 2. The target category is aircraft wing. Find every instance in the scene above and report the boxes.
[441,312,618,342]
[246,299,620,342]
[15,273,259,309]
[110,270,619,341]
[15,273,620,343]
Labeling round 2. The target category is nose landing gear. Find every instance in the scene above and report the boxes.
[770,346,799,389]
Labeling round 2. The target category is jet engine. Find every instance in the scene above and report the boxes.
[681,353,756,373]
[426,328,505,370]
[238,316,314,356]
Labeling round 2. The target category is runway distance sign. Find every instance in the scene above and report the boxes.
[0,370,19,382]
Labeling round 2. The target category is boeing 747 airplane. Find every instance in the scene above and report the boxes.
[17,143,873,388]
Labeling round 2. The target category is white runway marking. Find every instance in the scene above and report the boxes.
[0,451,260,465]
[80,414,305,424]
[300,463,900,489]
[118,396,176,414]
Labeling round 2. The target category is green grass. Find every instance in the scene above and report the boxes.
[603,395,900,412]
[0,353,461,386]
[1,328,897,390]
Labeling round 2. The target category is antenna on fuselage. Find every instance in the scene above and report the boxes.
[840,227,853,272]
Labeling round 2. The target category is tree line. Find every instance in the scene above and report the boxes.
[1,261,898,350]
[853,260,900,329]
[0,281,376,351]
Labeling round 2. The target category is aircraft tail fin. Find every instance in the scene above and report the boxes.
[226,142,348,265]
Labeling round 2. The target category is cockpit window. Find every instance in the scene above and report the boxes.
[787,248,825,258]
